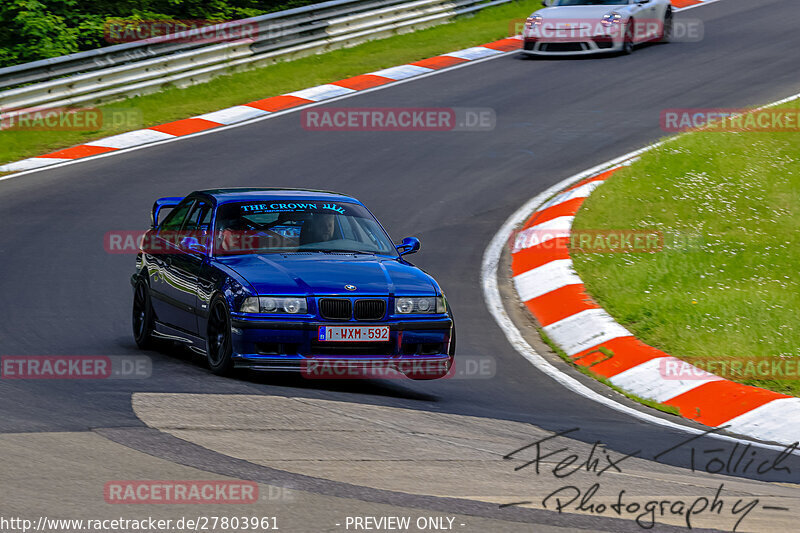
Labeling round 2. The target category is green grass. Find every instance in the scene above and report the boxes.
[1,1,534,168]
[572,100,800,396]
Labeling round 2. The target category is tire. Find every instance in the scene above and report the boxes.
[206,295,234,375]
[622,20,635,55]
[132,280,156,349]
[659,9,672,43]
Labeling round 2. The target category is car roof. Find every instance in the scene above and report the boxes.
[192,188,361,205]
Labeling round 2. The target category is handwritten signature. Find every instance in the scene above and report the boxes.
[500,427,795,531]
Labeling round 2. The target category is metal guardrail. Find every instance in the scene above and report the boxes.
[0,0,511,114]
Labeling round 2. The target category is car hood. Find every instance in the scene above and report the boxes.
[535,5,627,20]
[216,254,437,296]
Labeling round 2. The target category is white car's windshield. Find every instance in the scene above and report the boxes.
[552,0,630,5]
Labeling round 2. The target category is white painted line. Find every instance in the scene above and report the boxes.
[723,398,800,445]
[0,157,70,172]
[195,105,270,125]
[538,181,603,211]
[609,357,723,403]
[368,64,434,80]
[512,215,573,252]
[543,308,631,357]
[86,129,175,149]
[513,258,582,301]
[444,47,503,60]
[286,84,357,101]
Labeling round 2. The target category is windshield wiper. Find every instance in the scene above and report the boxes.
[311,249,375,255]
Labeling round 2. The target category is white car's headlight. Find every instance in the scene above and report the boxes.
[601,12,622,27]
[240,296,308,314]
[395,296,447,315]
[525,14,543,29]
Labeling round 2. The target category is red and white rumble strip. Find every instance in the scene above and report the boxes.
[0,38,521,173]
[510,164,800,446]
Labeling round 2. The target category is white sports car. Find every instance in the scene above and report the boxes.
[521,0,673,56]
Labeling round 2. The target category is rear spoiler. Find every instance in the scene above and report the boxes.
[151,197,184,228]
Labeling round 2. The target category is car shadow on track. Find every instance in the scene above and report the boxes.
[240,370,440,402]
[144,340,440,403]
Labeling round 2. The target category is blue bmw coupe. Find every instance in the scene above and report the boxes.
[131,188,455,378]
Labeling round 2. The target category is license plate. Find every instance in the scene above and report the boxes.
[318,326,390,342]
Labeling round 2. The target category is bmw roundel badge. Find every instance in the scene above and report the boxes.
[345,284,357,291]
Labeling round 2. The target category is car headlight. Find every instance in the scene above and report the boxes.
[601,12,622,27]
[240,296,308,314]
[525,14,543,29]
[395,296,447,315]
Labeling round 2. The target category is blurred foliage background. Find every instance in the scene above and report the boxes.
[0,0,322,67]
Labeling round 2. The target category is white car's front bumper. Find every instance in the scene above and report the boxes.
[520,36,624,56]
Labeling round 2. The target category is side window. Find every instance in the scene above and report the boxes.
[183,201,213,232]
[160,199,195,231]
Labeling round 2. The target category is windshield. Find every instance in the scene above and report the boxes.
[214,200,398,256]
[552,0,630,5]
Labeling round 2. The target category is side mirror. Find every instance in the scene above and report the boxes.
[396,237,420,256]
[180,236,208,255]
[637,0,651,3]
[151,196,184,229]
[542,0,551,6]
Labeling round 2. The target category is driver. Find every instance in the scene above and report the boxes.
[301,213,337,244]
[314,213,336,242]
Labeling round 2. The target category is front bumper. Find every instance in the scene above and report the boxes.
[229,316,454,373]
[521,34,623,56]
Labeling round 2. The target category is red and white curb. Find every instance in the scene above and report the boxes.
[0,38,521,174]
[483,158,797,455]
[672,0,718,9]
[509,164,800,446]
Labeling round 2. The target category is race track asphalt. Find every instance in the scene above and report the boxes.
[1,0,799,527]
